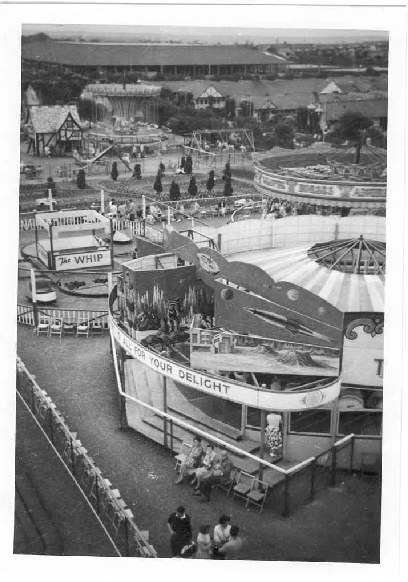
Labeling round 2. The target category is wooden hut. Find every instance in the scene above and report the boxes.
[27,105,83,156]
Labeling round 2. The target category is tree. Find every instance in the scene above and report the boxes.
[153,173,163,195]
[169,180,181,201]
[338,111,373,163]
[223,177,233,197]
[111,162,118,182]
[180,156,186,170]
[188,176,198,198]
[133,164,142,180]
[222,162,231,181]
[184,155,193,175]
[206,170,215,193]
[159,162,165,175]
[76,168,86,189]
[275,121,294,149]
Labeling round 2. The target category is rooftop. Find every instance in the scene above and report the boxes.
[22,40,289,67]
[29,105,81,134]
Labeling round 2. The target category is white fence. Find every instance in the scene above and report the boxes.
[19,216,145,236]
[17,304,109,329]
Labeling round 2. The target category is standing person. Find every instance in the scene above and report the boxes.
[266,412,283,460]
[128,199,136,221]
[217,525,243,560]
[213,515,231,548]
[167,505,193,557]
[132,144,138,159]
[195,525,212,559]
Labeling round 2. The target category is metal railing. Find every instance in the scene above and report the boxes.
[16,356,157,557]
[277,434,356,517]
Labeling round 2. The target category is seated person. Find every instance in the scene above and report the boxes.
[191,444,217,490]
[193,450,234,501]
[176,437,204,484]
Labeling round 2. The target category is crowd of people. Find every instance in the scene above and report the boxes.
[168,506,243,560]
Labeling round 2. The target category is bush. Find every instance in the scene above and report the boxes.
[153,173,163,194]
[76,169,86,189]
[206,170,215,193]
[111,162,118,182]
[184,155,193,175]
[223,177,233,197]
[187,176,198,198]
[169,180,181,201]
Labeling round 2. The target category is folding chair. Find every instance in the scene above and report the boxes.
[232,470,254,504]
[215,467,239,497]
[76,319,90,338]
[174,441,192,472]
[246,477,269,513]
[62,320,76,336]
[49,318,62,337]
[36,315,50,336]
[90,319,104,335]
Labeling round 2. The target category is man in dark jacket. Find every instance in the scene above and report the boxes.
[167,505,192,557]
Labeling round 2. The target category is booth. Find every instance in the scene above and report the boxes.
[35,209,112,271]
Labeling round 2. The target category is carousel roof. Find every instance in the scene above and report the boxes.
[235,243,385,313]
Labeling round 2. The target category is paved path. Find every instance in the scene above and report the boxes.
[16,326,381,561]
[15,393,119,557]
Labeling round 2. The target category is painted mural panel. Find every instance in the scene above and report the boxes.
[118,263,214,332]
[164,228,343,352]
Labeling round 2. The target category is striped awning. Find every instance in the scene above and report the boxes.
[233,246,385,313]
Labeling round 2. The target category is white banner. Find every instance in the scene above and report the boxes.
[110,317,341,411]
[54,249,111,271]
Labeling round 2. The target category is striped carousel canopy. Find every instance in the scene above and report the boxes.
[235,240,385,313]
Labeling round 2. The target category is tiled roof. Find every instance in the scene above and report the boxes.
[29,105,81,134]
[324,98,388,121]
[22,40,289,67]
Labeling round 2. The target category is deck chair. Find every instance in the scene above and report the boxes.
[76,319,90,338]
[90,319,104,335]
[214,467,239,497]
[49,318,62,337]
[62,320,76,336]
[36,315,50,336]
[174,441,192,472]
[232,470,254,504]
[246,477,269,513]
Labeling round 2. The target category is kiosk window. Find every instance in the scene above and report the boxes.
[289,410,331,434]
[338,411,382,436]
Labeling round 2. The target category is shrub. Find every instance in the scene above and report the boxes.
[76,169,86,189]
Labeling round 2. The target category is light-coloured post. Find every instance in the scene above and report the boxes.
[167,206,171,225]
[30,269,38,327]
[142,195,146,219]
[107,271,113,293]
[48,188,53,211]
[100,189,105,214]
[191,216,194,228]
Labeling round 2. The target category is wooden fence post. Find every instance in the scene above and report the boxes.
[283,474,291,517]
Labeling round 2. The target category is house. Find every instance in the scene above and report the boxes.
[27,105,83,156]
[319,97,388,131]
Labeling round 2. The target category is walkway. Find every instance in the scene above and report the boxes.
[16,326,381,562]
[15,393,119,557]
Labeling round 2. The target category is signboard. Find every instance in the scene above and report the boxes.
[54,249,111,271]
[342,327,384,388]
[110,316,341,411]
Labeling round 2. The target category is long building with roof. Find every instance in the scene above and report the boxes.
[22,40,290,78]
